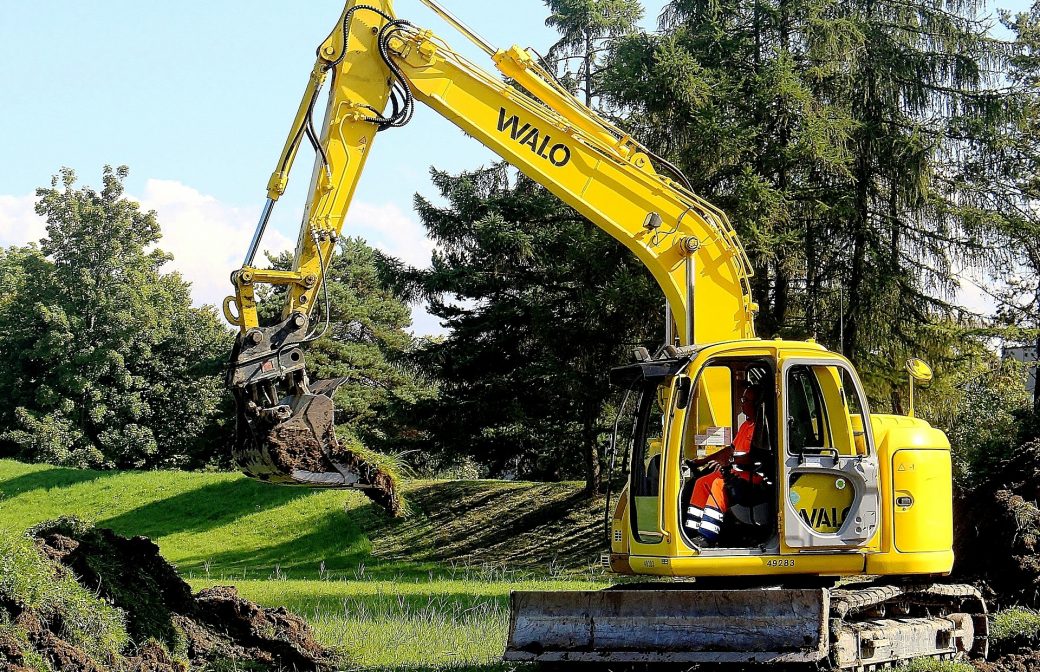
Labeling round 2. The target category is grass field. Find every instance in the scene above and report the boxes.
[1,460,1007,672]
[0,459,611,669]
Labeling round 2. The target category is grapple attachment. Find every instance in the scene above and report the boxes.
[227,313,402,516]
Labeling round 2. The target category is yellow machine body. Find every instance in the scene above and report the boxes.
[606,339,954,579]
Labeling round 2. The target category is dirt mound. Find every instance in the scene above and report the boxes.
[953,441,1040,609]
[5,518,338,671]
[974,649,1040,672]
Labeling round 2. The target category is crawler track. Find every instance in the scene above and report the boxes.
[829,582,987,670]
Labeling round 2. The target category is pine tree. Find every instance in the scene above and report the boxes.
[543,0,644,106]
[391,166,661,494]
[967,2,1040,410]
[602,0,1010,404]
[823,0,1006,400]
[602,0,855,339]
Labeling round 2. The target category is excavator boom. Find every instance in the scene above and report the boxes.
[224,0,755,509]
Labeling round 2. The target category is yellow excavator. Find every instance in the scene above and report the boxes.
[222,0,988,667]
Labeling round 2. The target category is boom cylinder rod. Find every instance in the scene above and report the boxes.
[244,198,276,267]
[664,301,674,347]
[686,255,696,345]
[419,0,497,56]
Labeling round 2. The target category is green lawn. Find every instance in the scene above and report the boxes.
[0,459,609,670]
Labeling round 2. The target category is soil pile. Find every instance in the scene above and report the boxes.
[1,518,337,671]
[974,650,1040,672]
[953,439,1040,609]
[241,392,403,516]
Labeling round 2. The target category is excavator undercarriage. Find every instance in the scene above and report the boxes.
[506,582,987,668]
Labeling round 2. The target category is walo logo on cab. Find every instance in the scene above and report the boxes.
[496,108,571,167]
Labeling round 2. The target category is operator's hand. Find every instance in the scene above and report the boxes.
[693,446,732,471]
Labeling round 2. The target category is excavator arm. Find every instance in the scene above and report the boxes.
[224,0,757,510]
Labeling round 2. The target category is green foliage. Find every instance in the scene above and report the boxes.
[543,0,643,106]
[601,0,1010,407]
[991,607,1040,648]
[932,354,1031,484]
[891,660,974,672]
[0,167,231,470]
[389,166,661,490]
[0,531,129,663]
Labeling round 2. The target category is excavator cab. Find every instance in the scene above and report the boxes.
[618,350,780,553]
[607,339,892,568]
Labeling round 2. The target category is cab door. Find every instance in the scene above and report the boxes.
[628,376,681,555]
[781,358,880,550]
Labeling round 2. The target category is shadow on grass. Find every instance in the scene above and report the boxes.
[172,503,375,578]
[98,478,314,539]
[0,464,118,498]
[369,481,607,571]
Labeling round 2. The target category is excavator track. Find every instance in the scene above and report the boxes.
[829,582,987,669]
[504,582,988,669]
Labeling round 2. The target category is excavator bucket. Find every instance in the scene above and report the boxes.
[504,589,830,664]
[228,316,403,516]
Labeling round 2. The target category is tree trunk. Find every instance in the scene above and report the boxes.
[582,405,601,498]
[584,30,593,108]
[845,153,870,358]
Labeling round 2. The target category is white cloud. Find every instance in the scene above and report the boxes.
[135,179,295,311]
[344,201,434,269]
[3,183,447,335]
[0,193,47,247]
[139,181,445,334]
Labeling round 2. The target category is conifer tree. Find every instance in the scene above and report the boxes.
[543,0,644,106]
[603,0,1009,404]
[391,166,661,494]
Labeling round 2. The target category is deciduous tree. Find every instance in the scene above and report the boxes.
[0,167,230,469]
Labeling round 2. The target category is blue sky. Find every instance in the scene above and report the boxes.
[0,0,1028,334]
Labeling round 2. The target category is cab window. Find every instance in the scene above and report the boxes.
[630,379,668,544]
[786,364,871,457]
[787,365,830,453]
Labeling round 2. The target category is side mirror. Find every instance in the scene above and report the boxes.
[905,358,933,418]
[906,358,933,384]
[675,375,693,410]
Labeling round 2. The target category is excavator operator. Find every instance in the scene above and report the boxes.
[685,384,764,546]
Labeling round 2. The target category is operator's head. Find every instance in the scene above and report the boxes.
[740,384,759,417]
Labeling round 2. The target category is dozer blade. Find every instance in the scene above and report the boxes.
[504,589,830,664]
[228,315,402,516]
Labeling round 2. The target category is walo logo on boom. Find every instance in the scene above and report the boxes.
[496,108,571,167]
